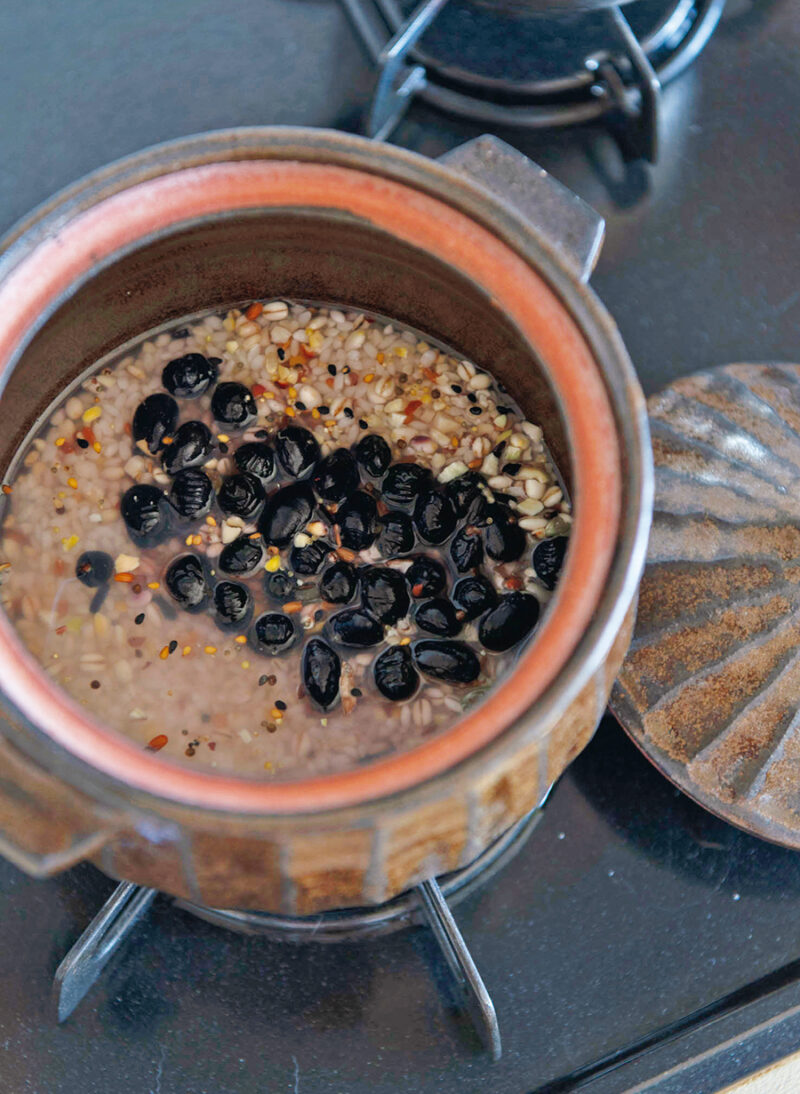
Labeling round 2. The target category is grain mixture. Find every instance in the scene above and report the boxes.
[0,302,571,779]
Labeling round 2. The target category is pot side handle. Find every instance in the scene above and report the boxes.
[0,727,121,877]
[440,136,605,284]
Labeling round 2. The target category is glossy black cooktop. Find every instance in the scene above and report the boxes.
[1,2,799,1091]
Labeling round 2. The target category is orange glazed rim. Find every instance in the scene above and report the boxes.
[0,131,625,815]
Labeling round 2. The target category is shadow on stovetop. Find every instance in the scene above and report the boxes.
[567,713,800,899]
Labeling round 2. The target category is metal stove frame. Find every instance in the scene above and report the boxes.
[340,0,726,160]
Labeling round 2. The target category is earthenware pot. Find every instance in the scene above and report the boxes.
[0,128,651,913]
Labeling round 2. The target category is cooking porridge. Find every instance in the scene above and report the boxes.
[0,301,571,779]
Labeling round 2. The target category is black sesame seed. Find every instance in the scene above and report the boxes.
[467,392,478,404]
[314,608,325,622]
[343,407,354,419]
[431,389,440,398]
[218,442,229,454]
[275,699,287,711]
[318,405,329,415]
[358,419,368,430]
[208,357,222,366]
[328,364,337,376]
[255,429,269,439]
[168,640,178,654]
[295,401,307,412]
[259,674,268,686]
[277,348,285,361]
[90,680,101,689]
[503,462,521,475]
[497,405,511,414]
[451,384,462,393]
[172,328,190,339]
[469,406,483,416]
[493,441,507,458]
[134,613,145,625]
[351,687,363,698]
[76,437,90,449]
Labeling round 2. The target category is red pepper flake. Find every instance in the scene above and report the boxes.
[53,558,65,577]
[504,576,524,590]
[55,625,66,635]
[403,399,422,424]
[300,344,317,359]
[146,734,168,752]
[411,583,425,597]
[245,301,263,320]
[208,741,217,751]
[1,484,11,495]
[252,383,267,398]
[422,367,438,384]
[114,572,136,583]
[123,422,132,436]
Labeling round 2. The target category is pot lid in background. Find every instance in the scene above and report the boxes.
[612,363,800,849]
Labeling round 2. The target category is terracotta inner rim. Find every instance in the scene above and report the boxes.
[0,159,621,813]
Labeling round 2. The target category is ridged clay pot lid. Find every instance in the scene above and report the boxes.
[612,363,800,848]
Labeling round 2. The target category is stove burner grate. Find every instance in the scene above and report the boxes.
[341,0,726,160]
[54,802,546,1060]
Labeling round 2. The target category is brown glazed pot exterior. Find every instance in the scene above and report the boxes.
[0,129,651,912]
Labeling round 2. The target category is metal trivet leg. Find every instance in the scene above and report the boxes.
[364,0,451,141]
[54,880,157,1022]
[416,877,501,1060]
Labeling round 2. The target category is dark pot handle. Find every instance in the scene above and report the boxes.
[440,135,605,284]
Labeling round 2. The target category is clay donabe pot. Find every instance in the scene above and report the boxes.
[0,129,651,913]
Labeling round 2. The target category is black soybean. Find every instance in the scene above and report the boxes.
[303,638,341,709]
[252,612,296,656]
[121,483,170,546]
[165,554,209,613]
[313,448,360,503]
[275,425,320,478]
[361,566,410,625]
[162,353,218,398]
[414,598,461,638]
[478,592,540,652]
[381,463,432,507]
[406,556,447,598]
[259,483,315,548]
[213,580,253,629]
[413,489,456,544]
[211,382,257,429]
[450,527,483,572]
[162,420,212,475]
[319,561,358,604]
[533,536,568,590]
[234,441,275,482]
[484,507,525,562]
[218,535,265,577]
[132,393,178,454]
[169,468,214,521]
[75,550,114,588]
[354,433,391,478]
[413,640,480,684]
[290,538,332,575]
[218,472,266,520]
[374,645,418,702]
[452,575,497,621]
[327,607,384,647]
[336,491,378,550]
[376,511,415,556]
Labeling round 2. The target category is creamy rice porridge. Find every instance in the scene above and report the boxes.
[0,301,571,779]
